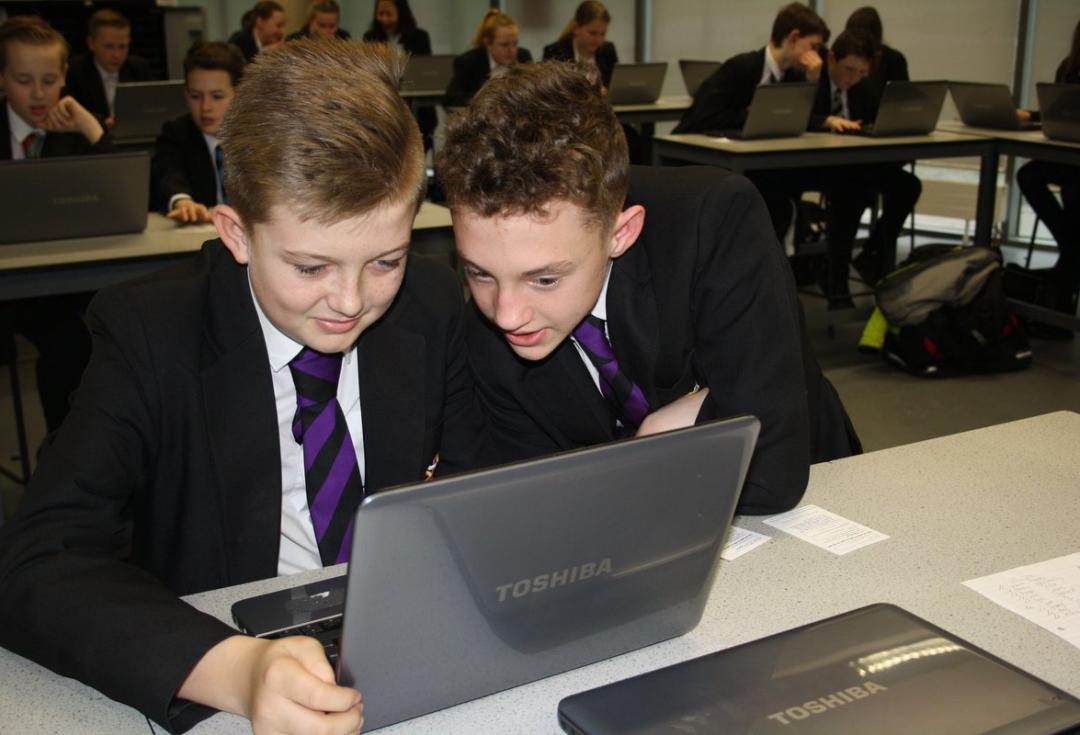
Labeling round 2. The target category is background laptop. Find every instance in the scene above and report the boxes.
[715,82,817,140]
[559,603,1080,735]
[1037,82,1080,143]
[857,80,949,137]
[399,54,454,93]
[112,80,187,144]
[0,151,149,244]
[606,62,668,105]
[679,59,721,98]
[232,416,760,731]
[950,81,1038,131]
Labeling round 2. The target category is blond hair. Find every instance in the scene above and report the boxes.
[558,1,611,42]
[0,16,68,71]
[470,9,517,48]
[220,38,424,227]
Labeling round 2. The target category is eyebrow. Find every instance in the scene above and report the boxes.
[282,242,409,263]
[522,260,575,278]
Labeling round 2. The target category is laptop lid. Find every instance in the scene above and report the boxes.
[607,62,668,105]
[0,151,149,245]
[1037,83,1080,143]
[738,82,817,140]
[679,59,721,98]
[868,80,949,136]
[949,82,1026,130]
[399,54,455,93]
[558,603,1080,735]
[112,80,187,143]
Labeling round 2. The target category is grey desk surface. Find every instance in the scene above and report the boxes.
[2,411,1078,734]
[610,95,692,125]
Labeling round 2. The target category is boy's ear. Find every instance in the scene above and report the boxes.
[213,204,253,265]
[608,204,645,259]
[785,29,802,48]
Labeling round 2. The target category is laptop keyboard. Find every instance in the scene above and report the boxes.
[261,615,344,665]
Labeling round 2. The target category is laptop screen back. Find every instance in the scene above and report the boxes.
[680,60,722,98]
[1038,83,1080,143]
[740,82,818,139]
[112,81,187,143]
[607,63,668,105]
[870,80,949,136]
[400,54,454,92]
[950,82,1024,130]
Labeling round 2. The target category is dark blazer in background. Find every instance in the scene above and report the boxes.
[443,45,534,108]
[674,48,807,133]
[0,243,494,732]
[542,37,618,89]
[865,43,909,104]
[466,166,860,516]
[286,26,351,41]
[64,53,154,120]
[363,26,437,148]
[151,114,217,212]
[227,29,259,62]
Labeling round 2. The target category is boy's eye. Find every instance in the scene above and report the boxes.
[463,265,491,281]
[294,263,325,276]
[373,256,405,271]
[533,276,560,289]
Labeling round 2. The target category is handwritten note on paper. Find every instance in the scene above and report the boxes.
[721,526,772,561]
[763,504,889,556]
[964,552,1080,650]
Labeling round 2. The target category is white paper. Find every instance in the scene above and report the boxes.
[964,552,1080,650]
[763,504,889,556]
[721,526,771,561]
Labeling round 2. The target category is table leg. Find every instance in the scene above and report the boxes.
[974,145,999,247]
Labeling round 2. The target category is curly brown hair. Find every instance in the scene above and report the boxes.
[436,60,629,231]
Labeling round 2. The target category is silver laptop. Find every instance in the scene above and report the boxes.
[232,415,760,731]
[1037,82,1080,143]
[112,80,187,144]
[607,62,668,105]
[679,59,721,98]
[559,603,1080,734]
[717,82,817,140]
[857,80,949,137]
[399,54,454,94]
[0,151,149,244]
[950,81,1038,131]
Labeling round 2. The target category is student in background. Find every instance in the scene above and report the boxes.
[286,0,351,41]
[64,9,153,128]
[0,16,104,434]
[152,42,245,224]
[363,0,435,150]
[0,39,492,734]
[543,1,617,90]
[438,63,860,516]
[444,9,532,108]
[844,6,908,103]
[228,0,286,63]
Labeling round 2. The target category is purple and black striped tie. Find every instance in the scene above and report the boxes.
[572,314,650,430]
[288,347,364,566]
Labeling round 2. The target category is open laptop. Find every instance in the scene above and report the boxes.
[1037,82,1080,143]
[559,603,1080,734]
[713,82,817,140]
[854,80,949,137]
[0,151,149,244]
[112,80,187,144]
[606,62,668,105]
[231,415,760,731]
[950,81,1039,131]
[399,54,454,94]
[679,59,721,98]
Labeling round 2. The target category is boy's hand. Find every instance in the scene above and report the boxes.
[179,634,364,735]
[636,388,710,437]
[43,96,105,144]
[1016,109,1031,122]
[825,115,861,133]
[799,50,823,82]
[167,198,213,224]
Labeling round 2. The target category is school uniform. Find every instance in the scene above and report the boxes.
[0,242,493,731]
[443,46,534,108]
[285,26,351,41]
[227,29,260,62]
[542,37,618,89]
[864,43,909,104]
[64,53,154,121]
[466,166,861,517]
[150,114,220,212]
[363,26,437,150]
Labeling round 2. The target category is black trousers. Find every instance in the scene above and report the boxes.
[1016,159,1080,309]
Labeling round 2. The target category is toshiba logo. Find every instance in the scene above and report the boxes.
[495,559,612,602]
[766,682,888,725]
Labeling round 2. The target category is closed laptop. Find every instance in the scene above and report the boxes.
[607,62,668,105]
[112,80,187,143]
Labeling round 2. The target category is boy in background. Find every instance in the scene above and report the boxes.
[64,8,154,127]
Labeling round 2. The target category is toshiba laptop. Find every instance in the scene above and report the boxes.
[854,80,949,137]
[0,151,149,244]
[559,603,1080,735]
[399,54,454,94]
[112,80,187,144]
[679,59,721,98]
[714,82,817,140]
[606,62,668,105]
[232,415,760,731]
[950,81,1039,131]
[1037,83,1080,143]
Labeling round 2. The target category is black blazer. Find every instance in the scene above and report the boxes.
[810,62,878,129]
[286,26,351,41]
[0,243,493,731]
[542,37,618,89]
[444,45,534,108]
[64,53,154,120]
[466,166,860,516]
[151,114,217,211]
[864,44,909,104]
[674,48,807,133]
[0,101,113,160]
[361,26,432,55]
[227,29,259,62]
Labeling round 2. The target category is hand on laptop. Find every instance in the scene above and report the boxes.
[167,197,214,225]
[824,115,862,133]
[636,388,710,437]
[42,96,105,144]
[1016,109,1032,122]
[178,634,364,735]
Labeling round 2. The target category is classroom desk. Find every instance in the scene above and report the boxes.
[610,94,693,126]
[2,411,1078,734]
[652,130,999,247]
[0,203,454,302]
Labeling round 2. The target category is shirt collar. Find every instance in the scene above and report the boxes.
[763,45,783,83]
[203,132,220,152]
[589,263,612,322]
[7,102,41,145]
[94,60,118,81]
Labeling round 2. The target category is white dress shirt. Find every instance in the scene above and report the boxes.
[571,264,612,396]
[761,45,783,85]
[7,103,42,160]
[95,61,119,115]
[829,80,850,120]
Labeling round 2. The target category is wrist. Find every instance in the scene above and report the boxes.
[178,634,266,718]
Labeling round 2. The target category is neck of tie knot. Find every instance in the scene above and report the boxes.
[288,347,343,444]
[22,132,42,158]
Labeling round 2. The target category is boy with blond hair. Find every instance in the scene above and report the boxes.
[0,39,490,735]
